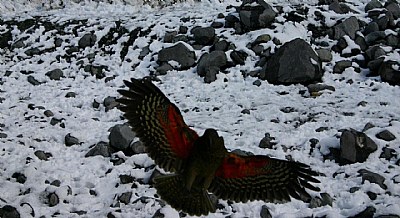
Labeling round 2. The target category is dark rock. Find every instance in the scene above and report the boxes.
[316,48,332,62]
[230,50,248,65]
[65,133,80,147]
[386,34,399,47]
[380,147,397,160]
[241,109,251,114]
[164,31,177,43]
[85,141,111,157]
[358,169,387,189]
[224,14,240,28]
[0,133,7,138]
[118,192,132,204]
[46,69,64,80]
[376,215,400,218]
[307,83,335,95]
[191,26,215,45]
[197,50,227,83]
[340,129,378,164]
[367,191,377,200]
[331,16,360,39]
[109,123,136,150]
[0,30,12,49]
[152,209,165,218]
[158,43,196,69]
[34,150,52,161]
[376,129,396,141]
[84,65,108,79]
[48,192,59,207]
[12,172,27,184]
[329,0,351,14]
[155,63,173,75]
[211,22,224,28]
[50,117,63,126]
[78,33,97,48]
[260,38,322,84]
[379,61,400,85]
[309,196,323,208]
[239,0,277,31]
[11,39,26,49]
[0,205,20,218]
[253,79,262,86]
[120,175,135,184]
[365,31,387,45]
[258,133,276,149]
[333,60,352,74]
[362,122,375,131]
[386,2,400,19]
[92,100,100,109]
[103,96,118,111]
[365,0,383,11]
[212,40,230,51]
[65,92,76,98]
[349,206,376,218]
[179,26,188,34]
[365,45,386,60]
[367,58,384,75]
[139,46,150,59]
[27,75,41,86]
[260,205,272,218]
[24,47,41,56]
[50,180,61,187]
[320,193,333,206]
[364,22,379,35]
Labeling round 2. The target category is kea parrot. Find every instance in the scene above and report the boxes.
[117,78,320,216]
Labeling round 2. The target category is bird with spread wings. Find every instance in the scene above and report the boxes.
[117,78,320,216]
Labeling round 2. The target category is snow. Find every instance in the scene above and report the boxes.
[1,0,400,217]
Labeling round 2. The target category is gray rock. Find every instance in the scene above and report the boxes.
[0,133,7,138]
[109,123,136,150]
[320,193,333,206]
[386,2,400,19]
[212,40,230,51]
[24,47,41,56]
[364,22,379,35]
[197,50,227,83]
[358,169,387,189]
[158,43,196,70]
[0,205,20,218]
[85,141,111,157]
[119,174,135,184]
[224,14,240,28]
[365,45,386,60]
[78,33,97,48]
[119,192,132,204]
[349,206,376,218]
[230,50,248,65]
[260,205,272,218]
[332,16,360,39]
[329,0,351,14]
[44,110,54,117]
[340,129,378,164]
[46,69,64,80]
[164,31,177,43]
[307,83,335,94]
[316,48,333,62]
[379,61,400,86]
[333,60,352,74]
[65,133,80,147]
[376,129,396,141]
[309,196,323,208]
[155,63,173,75]
[103,96,118,112]
[239,0,276,31]
[365,31,386,45]
[12,172,26,184]
[365,0,383,11]
[386,34,399,47]
[11,39,26,49]
[260,38,322,84]
[131,141,146,154]
[84,65,107,79]
[362,122,375,131]
[191,27,215,45]
[27,75,41,86]
[34,150,52,161]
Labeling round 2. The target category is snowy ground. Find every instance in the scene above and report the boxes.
[1,0,400,217]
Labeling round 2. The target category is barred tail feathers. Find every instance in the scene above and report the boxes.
[153,174,215,216]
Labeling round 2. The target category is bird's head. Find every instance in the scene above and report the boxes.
[201,129,227,157]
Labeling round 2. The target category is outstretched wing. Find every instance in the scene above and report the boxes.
[209,153,320,203]
[117,78,199,172]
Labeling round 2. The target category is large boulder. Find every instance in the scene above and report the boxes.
[340,129,378,164]
[331,16,360,40]
[158,42,196,70]
[260,38,322,84]
[239,0,277,31]
[197,50,227,83]
[379,61,400,85]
